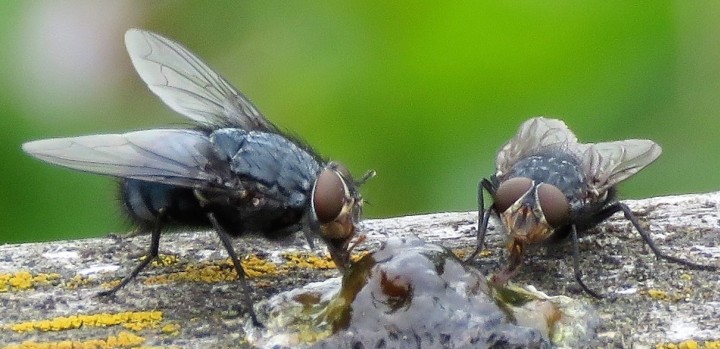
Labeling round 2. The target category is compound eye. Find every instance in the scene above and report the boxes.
[494,177,533,213]
[313,169,347,224]
[537,184,569,228]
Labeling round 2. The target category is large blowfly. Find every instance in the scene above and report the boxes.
[466,117,717,297]
[22,29,374,325]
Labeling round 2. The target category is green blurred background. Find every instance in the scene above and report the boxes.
[2,1,719,243]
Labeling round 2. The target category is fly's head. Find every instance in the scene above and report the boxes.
[494,177,570,250]
[311,161,375,271]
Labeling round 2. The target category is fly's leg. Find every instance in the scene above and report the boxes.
[97,208,166,297]
[207,212,264,328]
[108,227,147,241]
[300,228,316,249]
[466,209,491,262]
[616,202,718,271]
[465,178,494,262]
[570,224,603,298]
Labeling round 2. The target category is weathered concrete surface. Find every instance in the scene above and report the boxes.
[1,192,719,348]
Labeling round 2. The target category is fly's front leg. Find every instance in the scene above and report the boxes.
[207,212,263,328]
[465,178,495,262]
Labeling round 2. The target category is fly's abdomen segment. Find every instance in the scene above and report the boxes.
[121,179,208,228]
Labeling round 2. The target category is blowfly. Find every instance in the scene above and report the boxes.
[23,29,374,325]
[466,117,716,297]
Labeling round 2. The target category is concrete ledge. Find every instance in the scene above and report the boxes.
[1,192,719,348]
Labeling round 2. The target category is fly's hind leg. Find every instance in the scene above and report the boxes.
[615,202,718,271]
[569,224,603,298]
[97,208,166,297]
[108,227,147,241]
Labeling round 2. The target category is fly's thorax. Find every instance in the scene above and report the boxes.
[494,177,570,245]
[503,151,586,202]
[209,128,322,198]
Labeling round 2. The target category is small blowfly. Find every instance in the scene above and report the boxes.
[466,117,717,297]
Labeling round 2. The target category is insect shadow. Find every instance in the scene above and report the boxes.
[23,29,374,326]
[465,117,717,298]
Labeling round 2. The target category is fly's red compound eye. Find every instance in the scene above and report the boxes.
[312,168,347,224]
[494,177,533,213]
[537,183,569,228]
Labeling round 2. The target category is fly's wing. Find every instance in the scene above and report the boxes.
[583,140,662,194]
[22,129,235,189]
[125,28,276,131]
[495,117,579,176]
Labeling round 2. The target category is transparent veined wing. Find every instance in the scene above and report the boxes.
[125,28,276,131]
[583,139,662,193]
[496,117,579,176]
[22,129,235,189]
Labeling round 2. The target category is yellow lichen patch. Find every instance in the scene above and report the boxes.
[705,341,720,349]
[160,323,181,335]
[150,254,179,267]
[2,330,144,349]
[644,289,686,302]
[280,250,369,271]
[8,272,32,289]
[142,264,231,286]
[453,248,492,260]
[99,279,122,292]
[142,255,278,286]
[283,252,336,270]
[351,251,370,262]
[656,340,720,349]
[656,340,697,349]
[64,275,90,290]
[241,255,279,278]
[9,311,163,333]
[0,272,61,292]
[647,289,670,300]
